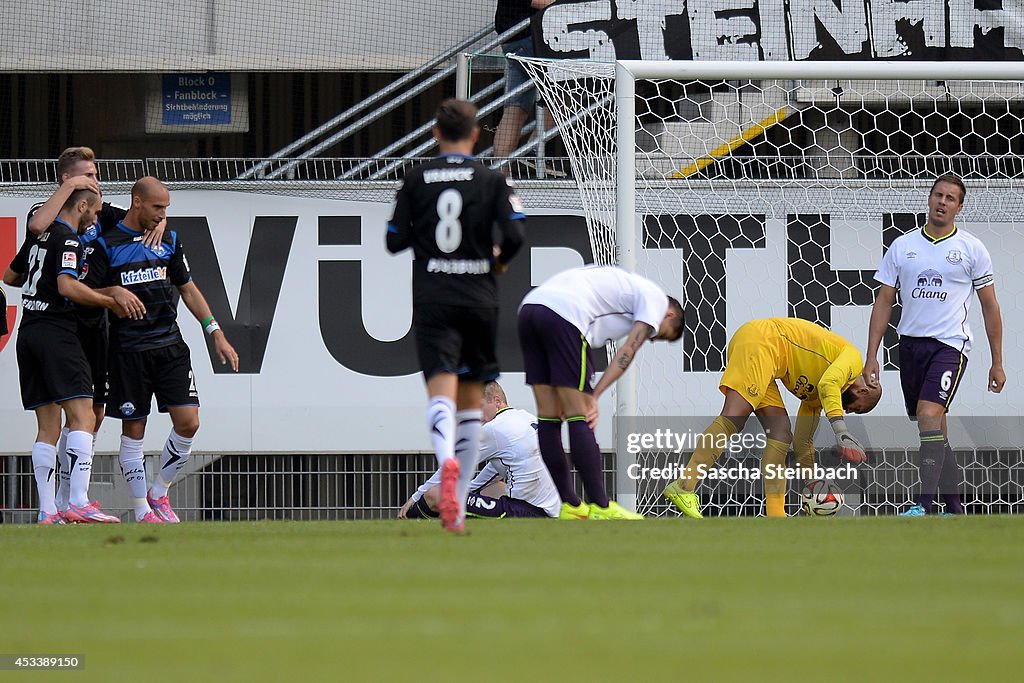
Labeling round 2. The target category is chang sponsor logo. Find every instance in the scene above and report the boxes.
[911,269,947,301]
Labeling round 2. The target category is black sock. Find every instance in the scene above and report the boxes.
[939,441,964,514]
[538,419,580,506]
[567,418,609,508]
[917,430,945,513]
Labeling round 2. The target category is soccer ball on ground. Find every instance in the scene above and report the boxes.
[800,479,844,516]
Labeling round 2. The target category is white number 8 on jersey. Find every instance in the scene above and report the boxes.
[435,188,463,253]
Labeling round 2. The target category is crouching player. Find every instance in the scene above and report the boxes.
[399,382,561,519]
[663,317,882,518]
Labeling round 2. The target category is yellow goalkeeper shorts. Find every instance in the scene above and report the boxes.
[719,319,787,411]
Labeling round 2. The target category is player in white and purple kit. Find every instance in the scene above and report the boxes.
[399,382,561,519]
[865,174,1005,516]
[518,265,684,520]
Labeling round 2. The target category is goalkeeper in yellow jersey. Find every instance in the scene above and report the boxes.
[664,318,882,518]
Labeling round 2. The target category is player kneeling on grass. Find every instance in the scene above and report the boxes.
[518,265,684,520]
[664,317,882,519]
[398,381,561,520]
[87,177,239,523]
[3,188,143,524]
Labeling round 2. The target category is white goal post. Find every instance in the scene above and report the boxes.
[516,57,1024,516]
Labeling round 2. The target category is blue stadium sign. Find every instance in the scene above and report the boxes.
[162,73,231,126]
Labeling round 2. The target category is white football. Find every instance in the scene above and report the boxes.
[800,479,844,516]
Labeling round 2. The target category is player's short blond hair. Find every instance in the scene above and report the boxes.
[484,381,507,406]
[57,146,97,177]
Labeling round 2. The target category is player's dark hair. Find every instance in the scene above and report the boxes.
[841,388,856,409]
[931,173,966,203]
[664,296,684,342]
[57,146,97,178]
[435,99,478,142]
[62,187,99,212]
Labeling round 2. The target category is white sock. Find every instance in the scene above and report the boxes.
[150,430,193,498]
[55,427,70,512]
[67,430,95,508]
[32,442,58,515]
[454,409,483,522]
[119,435,150,520]
[426,396,456,468]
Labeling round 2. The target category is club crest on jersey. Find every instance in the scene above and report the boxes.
[121,266,167,285]
[120,402,136,416]
[946,249,963,265]
[912,269,947,301]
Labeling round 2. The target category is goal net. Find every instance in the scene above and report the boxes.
[516,57,1024,517]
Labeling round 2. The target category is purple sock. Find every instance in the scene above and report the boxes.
[939,442,964,514]
[538,419,580,506]
[567,418,609,508]
[917,430,945,514]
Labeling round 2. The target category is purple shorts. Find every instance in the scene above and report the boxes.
[898,336,968,416]
[517,304,595,392]
[465,492,550,518]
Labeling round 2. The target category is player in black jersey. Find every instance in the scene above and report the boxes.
[87,177,239,524]
[4,188,135,524]
[27,146,164,515]
[387,99,525,532]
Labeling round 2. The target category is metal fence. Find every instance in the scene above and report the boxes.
[0,156,576,184]
[0,452,617,524]
[3,447,1022,522]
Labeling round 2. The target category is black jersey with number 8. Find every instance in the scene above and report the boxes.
[386,154,525,307]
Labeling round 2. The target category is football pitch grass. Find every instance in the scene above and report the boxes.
[3,517,1022,682]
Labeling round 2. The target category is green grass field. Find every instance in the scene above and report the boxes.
[3,518,1022,682]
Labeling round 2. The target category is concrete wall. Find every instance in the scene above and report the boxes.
[1,0,496,72]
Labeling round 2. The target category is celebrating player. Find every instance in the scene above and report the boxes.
[386,99,525,532]
[864,174,1004,516]
[663,317,882,519]
[518,264,683,520]
[398,381,561,519]
[27,146,164,516]
[87,177,239,523]
[3,188,137,524]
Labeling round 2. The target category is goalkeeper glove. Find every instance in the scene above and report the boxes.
[830,417,868,463]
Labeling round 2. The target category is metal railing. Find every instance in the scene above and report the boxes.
[0,157,577,186]
[0,452,616,523]
[246,19,533,181]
